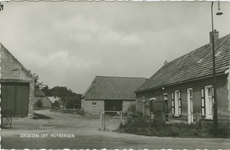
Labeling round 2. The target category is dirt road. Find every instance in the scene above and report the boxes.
[1,109,230,149]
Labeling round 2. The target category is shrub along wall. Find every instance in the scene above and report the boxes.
[119,116,230,138]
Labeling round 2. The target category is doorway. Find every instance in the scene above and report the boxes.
[2,83,29,117]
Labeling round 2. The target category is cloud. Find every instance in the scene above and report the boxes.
[1,2,230,93]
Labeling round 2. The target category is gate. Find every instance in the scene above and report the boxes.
[99,111,123,131]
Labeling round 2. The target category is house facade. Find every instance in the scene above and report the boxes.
[48,96,62,107]
[135,32,230,124]
[34,86,52,108]
[82,76,147,115]
[0,43,35,118]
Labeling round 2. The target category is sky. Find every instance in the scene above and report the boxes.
[0,1,230,94]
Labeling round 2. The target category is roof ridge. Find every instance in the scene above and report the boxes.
[136,33,230,93]
[164,33,230,66]
[96,75,147,79]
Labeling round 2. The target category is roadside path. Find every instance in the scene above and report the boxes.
[1,109,230,149]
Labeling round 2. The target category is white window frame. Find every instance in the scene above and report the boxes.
[187,88,193,124]
[174,90,181,117]
[205,85,213,120]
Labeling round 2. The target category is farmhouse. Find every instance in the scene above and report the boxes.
[48,96,62,107]
[82,76,147,115]
[135,31,230,124]
[0,43,35,118]
[34,86,52,108]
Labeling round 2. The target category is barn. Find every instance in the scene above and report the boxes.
[82,76,147,115]
[0,43,35,118]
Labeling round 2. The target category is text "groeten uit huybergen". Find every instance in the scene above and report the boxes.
[20,134,75,138]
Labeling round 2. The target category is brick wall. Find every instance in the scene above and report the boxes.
[82,99,135,116]
[82,99,104,115]
[136,74,229,118]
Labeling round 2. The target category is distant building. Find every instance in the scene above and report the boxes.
[0,43,35,118]
[135,31,230,124]
[34,86,52,108]
[48,96,62,107]
[82,76,147,115]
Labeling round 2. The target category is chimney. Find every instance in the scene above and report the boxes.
[164,60,168,65]
[209,30,219,43]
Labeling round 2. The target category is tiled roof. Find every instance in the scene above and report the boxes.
[83,76,147,100]
[136,34,230,93]
[0,43,34,80]
[48,96,61,103]
[34,86,46,97]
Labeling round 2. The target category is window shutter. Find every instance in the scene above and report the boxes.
[178,91,182,116]
[201,89,205,117]
[212,87,214,115]
[212,87,214,104]
[171,93,174,116]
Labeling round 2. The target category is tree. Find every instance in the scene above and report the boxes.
[41,85,51,96]
[36,99,43,108]
[41,85,82,109]
[33,73,46,89]
[66,94,82,109]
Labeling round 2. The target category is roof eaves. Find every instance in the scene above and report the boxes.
[135,71,226,93]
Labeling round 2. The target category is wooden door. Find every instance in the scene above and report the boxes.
[1,83,16,115]
[15,84,29,117]
[2,83,29,117]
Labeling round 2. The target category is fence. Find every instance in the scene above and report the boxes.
[99,111,123,131]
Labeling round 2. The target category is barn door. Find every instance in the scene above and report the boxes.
[2,83,29,117]
[15,84,29,117]
[1,84,16,116]
[104,100,122,115]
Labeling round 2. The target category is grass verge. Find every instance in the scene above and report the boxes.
[118,116,230,138]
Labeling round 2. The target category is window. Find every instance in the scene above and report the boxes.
[163,93,168,115]
[197,59,203,63]
[172,90,181,117]
[92,102,97,106]
[202,86,214,119]
[187,88,193,124]
[163,93,168,101]
[11,70,19,77]
[215,51,222,57]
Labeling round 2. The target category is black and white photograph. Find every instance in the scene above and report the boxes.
[1,0,230,149]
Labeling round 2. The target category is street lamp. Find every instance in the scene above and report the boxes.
[211,1,223,134]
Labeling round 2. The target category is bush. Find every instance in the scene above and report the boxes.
[125,103,142,118]
[209,123,230,138]
[37,100,43,108]
[119,115,225,138]
[52,101,60,108]
[124,116,151,133]
[151,119,165,128]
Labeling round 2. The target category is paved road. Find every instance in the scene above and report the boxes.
[1,109,230,149]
